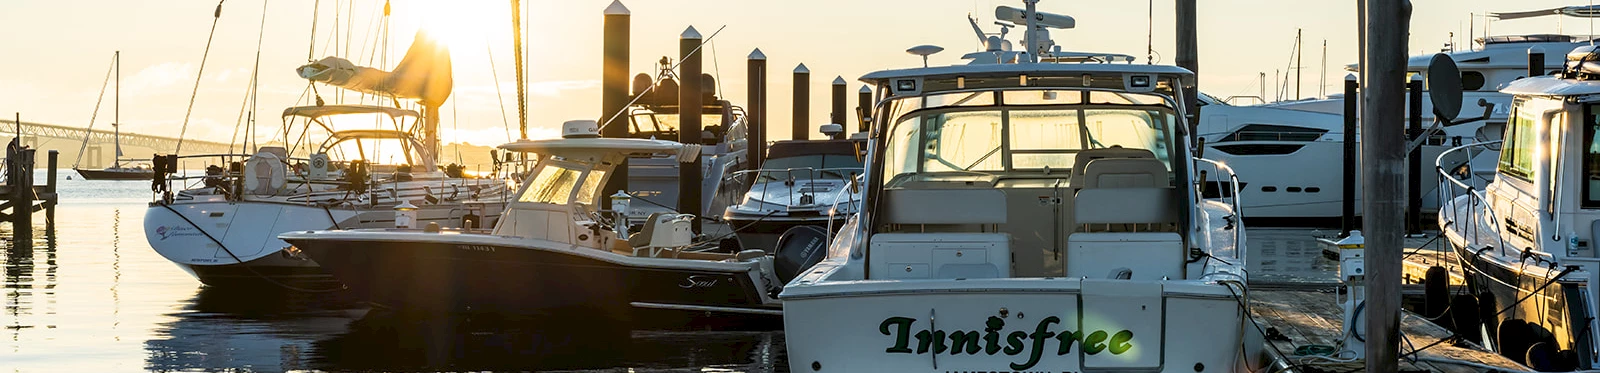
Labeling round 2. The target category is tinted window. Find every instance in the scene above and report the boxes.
[1212,144,1305,155]
[1218,124,1327,142]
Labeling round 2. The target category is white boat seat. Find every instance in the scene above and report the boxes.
[1074,187,1177,232]
[1069,146,1155,187]
[1067,232,1184,280]
[1080,158,1169,189]
[881,189,1007,225]
[631,213,695,257]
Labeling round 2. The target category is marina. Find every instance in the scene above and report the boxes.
[11,0,1600,372]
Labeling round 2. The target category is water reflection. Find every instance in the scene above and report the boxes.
[5,220,56,343]
[143,288,364,372]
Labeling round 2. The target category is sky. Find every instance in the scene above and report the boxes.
[0,0,1594,149]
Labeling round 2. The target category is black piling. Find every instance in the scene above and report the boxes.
[793,64,810,141]
[830,76,846,128]
[678,27,704,232]
[1342,74,1359,237]
[858,85,872,133]
[600,0,631,210]
[748,49,767,171]
[1175,0,1200,134]
[1406,75,1423,236]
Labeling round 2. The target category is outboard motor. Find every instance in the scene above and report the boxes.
[773,225,830,283]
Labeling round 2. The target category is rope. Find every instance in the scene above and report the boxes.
[73,53,117,169]
[175,1,226,155]
[510,0,527,139]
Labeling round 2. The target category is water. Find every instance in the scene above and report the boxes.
[2,171,1341,372]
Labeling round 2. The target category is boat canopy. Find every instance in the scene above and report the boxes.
[767,139,862,159]
[296,31,453,105]
[281,105,421,120]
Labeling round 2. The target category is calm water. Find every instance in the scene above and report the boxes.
[2,171,1339,372]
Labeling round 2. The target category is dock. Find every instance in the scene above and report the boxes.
[1251,288,1526,372]
[0,145,59,247]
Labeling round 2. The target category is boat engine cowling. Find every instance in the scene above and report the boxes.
[774,225,829,283]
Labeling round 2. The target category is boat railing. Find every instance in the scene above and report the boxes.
[725,167,863,212]
[1193,157,1246,261]
[1434,140,1511,258]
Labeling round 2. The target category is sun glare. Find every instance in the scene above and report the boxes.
[411,0,504,51]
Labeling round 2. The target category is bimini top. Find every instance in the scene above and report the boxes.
[326,129,421,141]
[281,104,421,119]
[498,137,685,156]
[1501,75,1600,97]
[859,63,1192,84]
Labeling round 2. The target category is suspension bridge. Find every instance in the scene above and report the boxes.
[0,118,233,159]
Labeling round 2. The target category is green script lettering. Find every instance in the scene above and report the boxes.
[1003,331,1027,355]
[1056,329,1083,355]
[1083,330,1109,355]
[949,330,983,355]
[1109,330,1134,355]
[1011,316,1060,370]
[880,317,914,353]
[983,316,1005,354]
[916,330,949,354]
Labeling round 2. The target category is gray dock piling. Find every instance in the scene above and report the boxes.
[748,49,767,171]
[1361,0,1409,369]
[830,76,846,128]
[793,64,810,140]
[1342,74,1358,237]
[1406,75,1422,236]
[600,0,631,210]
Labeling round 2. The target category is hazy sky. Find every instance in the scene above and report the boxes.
[0,0,1592,148]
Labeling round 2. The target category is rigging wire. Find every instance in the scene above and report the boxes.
[247,0,269,153]
[175,0,226,155]
[486,41,515,142]
[306,0,319,62]
[73,53,117,169]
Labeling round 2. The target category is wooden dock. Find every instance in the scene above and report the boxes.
[1252,288,1526,372]
[0,147,59,246]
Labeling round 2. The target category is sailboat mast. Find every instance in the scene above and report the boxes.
[114,50,122,167]
[511,0,528,140]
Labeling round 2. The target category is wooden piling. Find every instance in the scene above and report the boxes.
[679,27,704,232]
[748,49,767,171]
[830,76,846,127]
[1406,75,1423,236]
[1362,0,1410,369]
[1342,75,1358,237]
[858,85,872,134]
[600,0,631,210]
[793,64,810,140]
[1175,0,1200,134]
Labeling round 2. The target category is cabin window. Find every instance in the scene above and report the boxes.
[921,111,1004,172]
[1217,124,1327,142]
[1010,109,1082,169]
[1585,105,1600,208]
[1461,71,1486,91]
[884,116,923,177]
[1211,144,1305,155]
[519,164,583,204]
[575,170,607,205]
[1499,100,1538,180]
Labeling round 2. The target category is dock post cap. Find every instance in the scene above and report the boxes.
[859,85,872,93]
[794,64,809,74]
[681,26,702,39]
[748,48,766,60]
[1529,45,1546,54]
[1409,74,1422,82]
[832,76,846,85]
[1336,230,1364,248]
[603,0,630,15]
[1344,73,1357,81]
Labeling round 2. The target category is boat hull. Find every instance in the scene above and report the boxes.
[283,232,782,330]
[725,214,845,252]
[145,198,502,290]
[75,167,154,180]
[1448,239,1592,369]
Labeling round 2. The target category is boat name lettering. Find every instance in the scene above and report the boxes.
[878,315,1134,371]
[458,245,496,252]
[679,275,719,289]
[154,225,203,241]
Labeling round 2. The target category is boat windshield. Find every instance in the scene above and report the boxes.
[757,154,864,182]
[879,89,1176,187]
[517,162,607,205]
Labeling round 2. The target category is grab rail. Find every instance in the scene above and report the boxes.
[724,167,864,213]
[1434,140,1511,258]
[1193,157,1245,261]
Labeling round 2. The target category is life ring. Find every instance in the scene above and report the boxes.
[243,152,287,196]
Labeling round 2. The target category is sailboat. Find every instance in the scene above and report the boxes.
[75,51,155,180]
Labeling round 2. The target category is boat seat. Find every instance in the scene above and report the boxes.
[868,233,1011,279]
[630,213,695,257]
[881,188,1007,225]
[1074,187,1177,232]
[1079,158,1169,189]
[1069,146,1155,187]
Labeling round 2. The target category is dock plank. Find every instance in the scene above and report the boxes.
[1250,288,1526,372]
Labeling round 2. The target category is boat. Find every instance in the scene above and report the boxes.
[280,121,802,329]
[144,31,511,291]
[1201,13,1594,221]
[72,50,156,181]
[1436,45,1600,371]
[722,125,864,252]
[779,2,1262,371]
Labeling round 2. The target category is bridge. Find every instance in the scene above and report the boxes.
[0,119,233,156]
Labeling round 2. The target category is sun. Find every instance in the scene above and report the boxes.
[410,0,507,50]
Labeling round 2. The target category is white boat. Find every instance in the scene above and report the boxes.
[1436,45,1600,371]
[723,129,864,252]
[1201,31,1587,221]
[779,2,1262,371]
[280,121,801,329]
[144,104,510,290]
[145,33,511,291]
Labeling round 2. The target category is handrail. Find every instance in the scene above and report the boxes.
[1193,157,1245,261]
[1434,140,1511,258]
[725,166,864,214]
